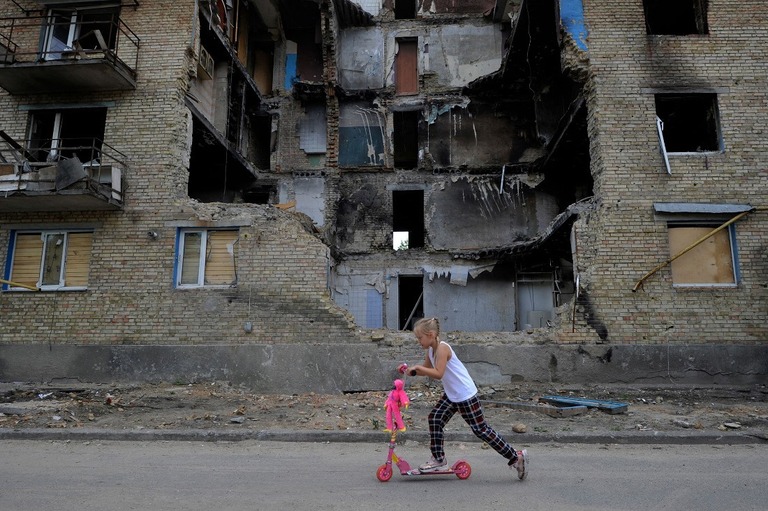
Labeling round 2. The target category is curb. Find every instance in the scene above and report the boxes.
[0,428,765,445]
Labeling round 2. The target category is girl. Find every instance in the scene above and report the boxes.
[407,317,527,480]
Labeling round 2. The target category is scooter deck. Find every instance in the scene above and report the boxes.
[403,468,459,476]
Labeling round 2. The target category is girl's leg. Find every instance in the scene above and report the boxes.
[456,396,516,461]
[427,393,456,461]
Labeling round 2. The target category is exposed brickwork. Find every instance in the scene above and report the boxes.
[0,0,360,346]
[573,0,768,343]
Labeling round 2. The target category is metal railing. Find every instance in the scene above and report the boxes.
[0,14,140,73]
[0,136,127,200]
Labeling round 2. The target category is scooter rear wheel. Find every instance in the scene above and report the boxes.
[376,464,392,482]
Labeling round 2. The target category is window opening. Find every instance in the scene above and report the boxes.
[392,190,424,249]
[176,229,238,288]
[655,94,720,153]
[394,0,416,20]
[42,6,120,60]
[27,107,107,164]
[393,110,419,169]
[394,38,418,95]
[6,230,93,291]
[398,275,423,331]
[667,223,737,286]
[643,0,708,35]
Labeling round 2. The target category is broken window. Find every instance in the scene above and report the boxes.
[398,275,423,330]
[643,0,708,35]
[27,107,107,164]
[655,94,721,153]
[667,223,737,286]
[42,5,120,60]
[395,38,418,95]
[299,105,327,154]
[392,190,424,249]
[393,110,419,169]
[176,229,238,288]
[394,0,416,20]
[5,230,93,291]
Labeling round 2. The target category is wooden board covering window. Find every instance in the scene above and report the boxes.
[10,233,43,288]
[64,232,93,287]
[395,39,418,95]
[668,226,735,284]
[204,230,237,285]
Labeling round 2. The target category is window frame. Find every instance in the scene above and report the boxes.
[27,106,108,164]
[4,228,94,292]
[652,203,747,289]
[666,222,739,288]
[654,93,723,155]
[41,5,120,61]
[643,0,708,36]
[174,228,239,289]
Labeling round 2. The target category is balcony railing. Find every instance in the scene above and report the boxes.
[0,136,126,211]
[0,14,139,93]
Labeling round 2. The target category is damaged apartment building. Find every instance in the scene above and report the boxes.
[0,0,765,389]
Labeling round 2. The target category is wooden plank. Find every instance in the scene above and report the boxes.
[483,400,588,418]
[539,395,629,414]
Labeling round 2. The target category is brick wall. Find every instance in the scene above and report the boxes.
[573,0,768,343]
[0,1,360,346]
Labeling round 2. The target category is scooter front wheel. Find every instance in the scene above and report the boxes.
[376,464,393,482]
[454,461,471,480]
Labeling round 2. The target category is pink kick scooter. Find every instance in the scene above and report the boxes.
[376,364,472,482]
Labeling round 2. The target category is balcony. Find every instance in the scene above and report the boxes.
[0,14,139,94]
[0,135,125,212]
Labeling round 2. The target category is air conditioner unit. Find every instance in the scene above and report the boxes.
[198,46,214,79]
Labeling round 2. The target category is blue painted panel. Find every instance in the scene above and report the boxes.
[338,126,384,166]
[365,288,383,328]
[560,0,588,51]
[284,54,297,90]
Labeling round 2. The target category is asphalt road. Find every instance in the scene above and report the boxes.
[1,440,766,511]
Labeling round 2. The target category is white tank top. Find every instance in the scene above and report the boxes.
[429,341,477,403]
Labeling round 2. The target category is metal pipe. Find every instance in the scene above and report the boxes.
[0,278,39,291]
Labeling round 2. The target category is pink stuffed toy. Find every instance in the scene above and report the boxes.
[384,379,410,432]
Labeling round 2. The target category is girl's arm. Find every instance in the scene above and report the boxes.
[412,344,450,380]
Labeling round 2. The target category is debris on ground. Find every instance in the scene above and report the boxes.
[0,381,766,437]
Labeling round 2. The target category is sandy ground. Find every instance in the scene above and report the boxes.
[2,379,767,440]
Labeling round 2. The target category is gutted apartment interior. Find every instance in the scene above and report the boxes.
[327,0,592,333]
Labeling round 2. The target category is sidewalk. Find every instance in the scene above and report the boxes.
[1,380,766,445]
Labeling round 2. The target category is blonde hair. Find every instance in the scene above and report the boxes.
[413,317,440,336]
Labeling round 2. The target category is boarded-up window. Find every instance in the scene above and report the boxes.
[668,225,736,286]
[177,229,238,287]
[395,38,418,95]
[7,230,93,290]
[299,104,327,154]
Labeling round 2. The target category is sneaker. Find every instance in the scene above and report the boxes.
[418,457,447,472]
[509,449,527,480]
